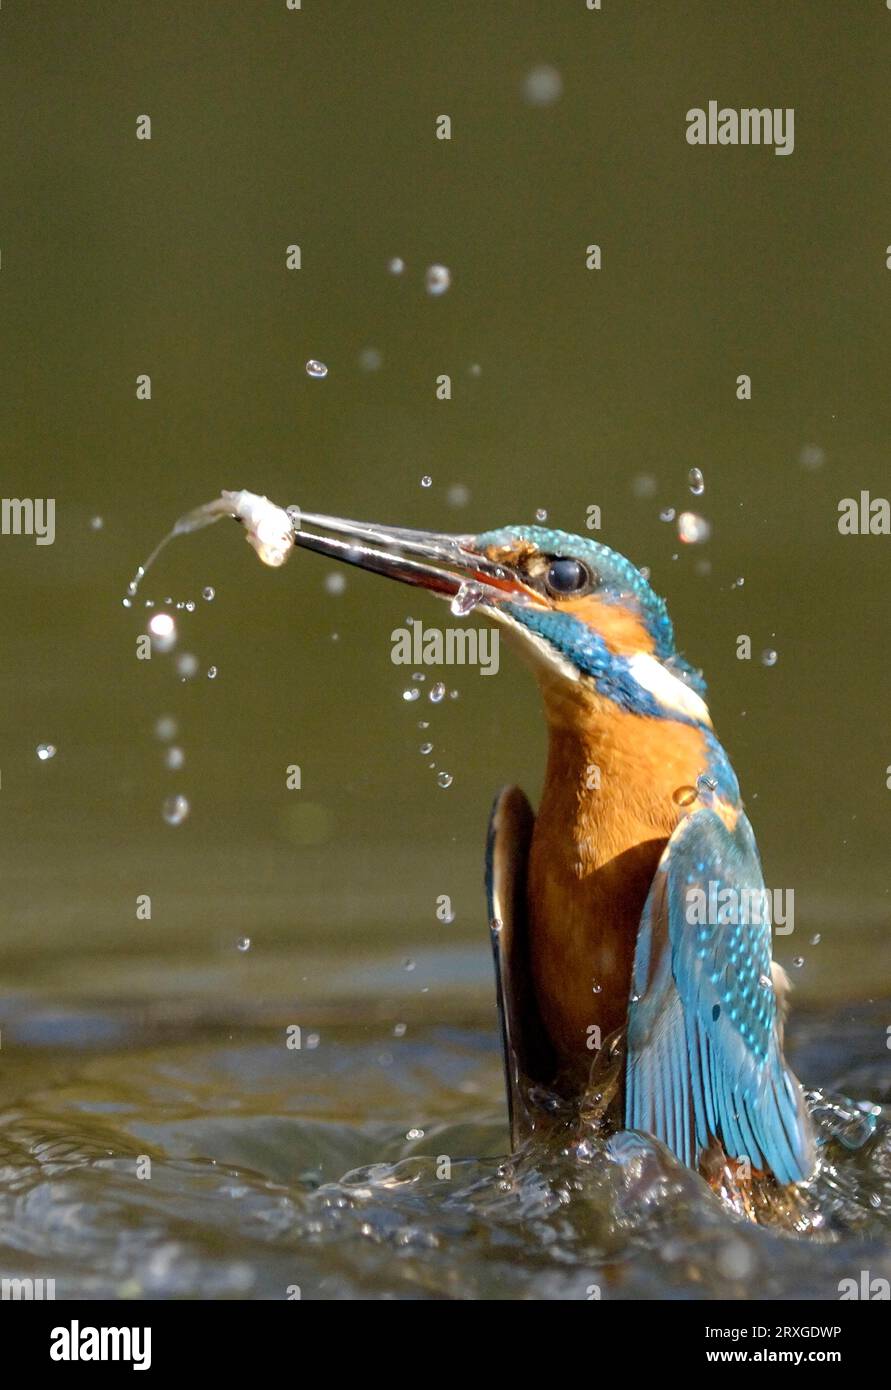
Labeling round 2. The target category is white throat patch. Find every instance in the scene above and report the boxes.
[626,652,712,725]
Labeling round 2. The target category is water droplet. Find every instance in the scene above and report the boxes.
[155,716,177,742]
[402,688,421,702]
[358,346,382,372]
[810,933,822,946]
[678,511,711,545]
[207,666,218,680]
[447,483,470,507]
[305,359,328,379]
[90,515,104,530]
[761,649,778,667]
[673,785,698,806]
[122,597,133,608]
[420,742,433,755]
[449,689,459,700]
[688,467,705,495]
[792,956,804,969]
[148,612,176,651]
[450,582,484,616]
[165,746,184,771]
[535,508,548,522]
[36,743,56,762]
[632,473,657,499]
[236,935,251,953]
[490,917,503,934]
[659,507,676,522]
[393,1023,407,1038]
[523,64,563,106]
[162,794,190,826]
[759,973,772,989]
[418,720,429,730]
[387,256,405,275]
[716,1238,755,1281]
[592,981,602,995]
[639,565,651,581]
[411,671,426,682]
[429,682,446,703]
[733,576,745,588]
[799,443,825,471]
[696,773,717,794]
[406,1127,424,1140]
[306,1032,320,1049]
[403,958,416,972]
[420,475,433,488]
[425,264,451,296]
[202,586,215,601]
[176,652,199,680]
[437,771,453,788]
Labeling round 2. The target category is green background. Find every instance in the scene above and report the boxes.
[2,0,890,1025]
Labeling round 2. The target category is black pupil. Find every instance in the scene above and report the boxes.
[546,558,588,593]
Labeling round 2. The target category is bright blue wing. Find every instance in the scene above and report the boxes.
[625,807,814,1185]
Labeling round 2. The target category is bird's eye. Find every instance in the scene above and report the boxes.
[545,557,592,595]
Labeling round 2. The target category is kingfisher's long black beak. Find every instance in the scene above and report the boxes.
[288,508,526,604]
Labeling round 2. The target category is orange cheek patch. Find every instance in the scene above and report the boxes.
[560,596,655,655]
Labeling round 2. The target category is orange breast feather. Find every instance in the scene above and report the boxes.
[527,683,711,1078]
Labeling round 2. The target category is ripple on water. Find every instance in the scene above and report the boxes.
[0,1011,889,1298]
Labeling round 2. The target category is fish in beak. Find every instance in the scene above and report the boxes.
[127,489,543,620]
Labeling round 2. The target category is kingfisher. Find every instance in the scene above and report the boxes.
[286,508,816,1190]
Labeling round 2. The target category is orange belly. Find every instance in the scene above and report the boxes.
[528,831,666,1072]
[525,688,710,1083]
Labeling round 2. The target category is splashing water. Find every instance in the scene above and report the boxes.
[678,511,711,545]
[161,793,190,826]
[450,582,484,617]
[0,1002,886,1299]
[425,265,451,296]
[125,491,296,603]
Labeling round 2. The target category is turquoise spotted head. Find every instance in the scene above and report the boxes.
[289,510,712,729]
